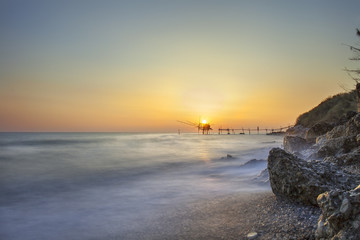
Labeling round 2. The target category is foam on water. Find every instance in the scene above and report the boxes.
[0,133,282,240]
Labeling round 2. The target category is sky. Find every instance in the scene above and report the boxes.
[1,0,360,132]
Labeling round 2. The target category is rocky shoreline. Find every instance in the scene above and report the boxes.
[267,111,360,239]
[118,192,321,240]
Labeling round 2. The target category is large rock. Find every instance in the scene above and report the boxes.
[313,114,360,160]
[286,125,309,138]
[315,185,360,240]
[283,136,310,154]
[284,114,360,162]
[338,146,360,170]
[305,122,334,143]
[316,136,358,158]
[324,113,360,140]
[252,168,269,184]
[323,147,360,174]
[323,147,360,165]
[267,148,360,206]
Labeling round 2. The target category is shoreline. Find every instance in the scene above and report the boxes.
[119,191,320,240]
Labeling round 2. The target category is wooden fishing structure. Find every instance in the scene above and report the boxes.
[217,125,293,135]
[357,83,360,113]
[177,120,213,134]
[177,119,293,135]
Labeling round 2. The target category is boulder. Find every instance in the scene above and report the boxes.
[316,136,358,158]
[323,146,360,167]
[267,148,360,206]
[305,122,334,143]
[283,136,310,154]
[284,114,360,162]
[252,168,269,184]
[312,114,360,160]
[286,125,309,138]
[325,113,360,140]
[324,125,347,140]
[315,185,360,240]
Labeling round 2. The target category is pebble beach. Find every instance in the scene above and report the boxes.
[119,191,321,240]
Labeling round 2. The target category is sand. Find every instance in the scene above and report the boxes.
[116,191,321,240]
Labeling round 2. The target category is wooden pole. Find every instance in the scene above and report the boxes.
[357,83,360,113]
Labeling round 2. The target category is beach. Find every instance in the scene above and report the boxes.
[119,191,320,240]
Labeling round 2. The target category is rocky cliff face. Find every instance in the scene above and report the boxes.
[316,185,360,240]
[268,112,360,239]
[268,148,359,206]
[315,113,360,159]
[305,122,335,144]
[284,112,360,169]
[283,136,311,154]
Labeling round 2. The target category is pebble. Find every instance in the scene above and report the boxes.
[247,232,258,239]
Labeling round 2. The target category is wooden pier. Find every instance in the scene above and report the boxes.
[217,125,293,135]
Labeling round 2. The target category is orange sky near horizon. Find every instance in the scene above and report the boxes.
[1,1,359,132]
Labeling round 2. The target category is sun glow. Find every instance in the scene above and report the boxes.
[202,120,207,124]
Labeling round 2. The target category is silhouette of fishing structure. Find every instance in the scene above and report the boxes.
[177,120,213,134]
[217,125,294,135]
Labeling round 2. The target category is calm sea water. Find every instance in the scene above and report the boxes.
[0,133,282,240]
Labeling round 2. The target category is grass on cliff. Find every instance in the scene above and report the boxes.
[295,90,357,128]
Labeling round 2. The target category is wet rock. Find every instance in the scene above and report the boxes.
[313,113,360,153]
[242,159,266,167]
[315,134,327,145]
[312,114,360,162]
[323,147,360,167]
[252,168,269,184]
[286,125,309,138]
[305,122,334,144]
[323,156,340,164]
[220,154,234,160]
[267,148,360,206]
[283,136,310,154]
[315,185,360,240]
[311,117,360,173]
[317,136,358,158]
[324,113,360,140]
[285,114,360,166]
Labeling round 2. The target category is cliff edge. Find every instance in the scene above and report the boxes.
[267,91,360,239]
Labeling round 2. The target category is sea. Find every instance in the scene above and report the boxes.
[0,132,282,240]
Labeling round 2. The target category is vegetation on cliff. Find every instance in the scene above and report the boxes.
[296,29,360,128]
[295,90,357,127]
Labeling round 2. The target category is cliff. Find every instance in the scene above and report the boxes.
[267,92,360,239]
[296,90,357,128]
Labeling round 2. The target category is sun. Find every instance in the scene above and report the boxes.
[201,119,207,124]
